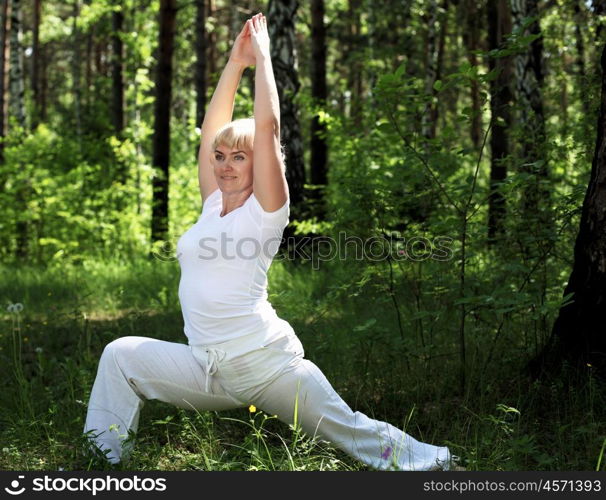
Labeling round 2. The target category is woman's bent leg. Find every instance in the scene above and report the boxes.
[83,336,243,464]
[250,358,452,471]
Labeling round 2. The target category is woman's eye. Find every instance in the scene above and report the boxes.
[235,155,244,160]
[215,155,223,160]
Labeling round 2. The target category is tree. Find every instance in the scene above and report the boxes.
[309,0,328,218]
[9,0,24,129]
[10,0,28,260]
[151,0,177,245]
[0,0,9,163]
[71,0,82,140]
[510,0,552,250]
[422,0,448,143]
[347,0,362,127]
[487,0,513,243]
[32,0,41,129]
[527,40,606,384]
[194,0,207,129]
[111,0,125,137]
[460,0,483,149]
[267,0,305,210]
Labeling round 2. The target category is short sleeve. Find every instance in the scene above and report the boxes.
[249,193,290,230]
[203,188,221,207]
[200,188,221,216]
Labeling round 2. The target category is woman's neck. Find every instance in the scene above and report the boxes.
[220,187,253,217]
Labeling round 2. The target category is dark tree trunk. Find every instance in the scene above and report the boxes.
[85,25,93,109]
[151,0,177,245]
[39,39,47,122]
[461,0,481,149]
[309,0,327,218]
[207,0,216,78]
[574,0,590,117]
[267,0,305,211]
[527,42,606,384]
[487,0,513,243]
[347,0,362,127]
[421,0,448,144]
[195,0,207,128]
[112,1,125,136]
[594,0,606,45]
[0,0,9,163]
[71,0,82,140]
[31,0,41,129]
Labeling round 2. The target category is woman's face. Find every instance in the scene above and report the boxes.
[212,144,254,194]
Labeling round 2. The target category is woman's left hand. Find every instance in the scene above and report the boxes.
[249,13,271,59]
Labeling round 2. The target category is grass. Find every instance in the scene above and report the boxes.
[0,256,604,471]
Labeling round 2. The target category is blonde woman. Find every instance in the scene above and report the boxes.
[83,13,460,471]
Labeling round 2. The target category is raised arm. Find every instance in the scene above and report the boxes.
[249,14,289,212]
[198,21,255,202]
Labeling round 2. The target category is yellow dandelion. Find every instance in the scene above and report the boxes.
[248,405,256,413]
[23,337,29,343]
[587,363,592,367]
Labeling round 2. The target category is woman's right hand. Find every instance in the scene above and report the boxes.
[229,16,257,68]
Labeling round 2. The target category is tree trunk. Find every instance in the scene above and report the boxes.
[0,0,10,163]
[31,0,41,130]
[267,0,305,211]
[151,0,177,246]
[207,0,216,79]
[112,0,125,137]
[72,0,82,140]
[85,25,92,109]
[39,39,47,122]
[309,0,327,218]
[574,0,590,117]
[347,0,362,128]
[9,0,28,260]
[594,0,606,45]
[422,0,439,143]
[194,0,207,128]
[527,42,606,384]
[487,0,513,243]
[511,0,552,246]
[9,0,24,129]
[461,0,481,149]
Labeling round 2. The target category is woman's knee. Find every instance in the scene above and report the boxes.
[101,336,148,364]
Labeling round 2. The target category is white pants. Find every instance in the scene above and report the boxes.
[83,330,453,470]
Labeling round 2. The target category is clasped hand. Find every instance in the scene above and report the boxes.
[229,13,271,68]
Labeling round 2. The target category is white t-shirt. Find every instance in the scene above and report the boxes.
[176,188,292,346]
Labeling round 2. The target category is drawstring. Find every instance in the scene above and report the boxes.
[203,347,226,393]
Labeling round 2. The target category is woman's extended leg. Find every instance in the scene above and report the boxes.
[248,356,452,471]
[83,336,243,464]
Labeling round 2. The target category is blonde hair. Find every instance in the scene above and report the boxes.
[211,117,286,170]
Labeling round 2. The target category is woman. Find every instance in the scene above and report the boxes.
[83,13,460,471]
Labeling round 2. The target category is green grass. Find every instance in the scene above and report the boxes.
[0,256,604,471]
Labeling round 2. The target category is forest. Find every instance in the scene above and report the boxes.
[0,0,605,471]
